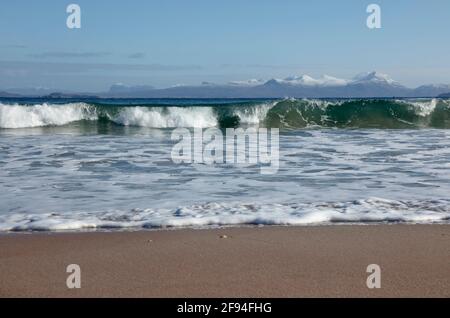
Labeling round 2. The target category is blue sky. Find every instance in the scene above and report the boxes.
[1,0,450,91]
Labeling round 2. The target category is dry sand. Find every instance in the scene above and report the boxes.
[0,224,449,297]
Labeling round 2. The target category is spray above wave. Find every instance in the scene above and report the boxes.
[1,99,450,129]
[0,101,274,129]
[0,103,96,129]
[111,106,218,128]
[0,198,449,232]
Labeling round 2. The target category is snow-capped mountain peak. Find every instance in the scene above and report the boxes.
[267,74,349,87]
[352,71,398,85]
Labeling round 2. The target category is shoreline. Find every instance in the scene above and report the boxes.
[0,224,449,297]
[1,220,449,236]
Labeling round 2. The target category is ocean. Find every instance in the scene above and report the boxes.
[0,97,449,231]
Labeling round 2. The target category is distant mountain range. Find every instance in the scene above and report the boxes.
[0,91,21,98]
[1,72,450,99]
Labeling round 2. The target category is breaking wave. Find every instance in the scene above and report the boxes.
[1,98,450,129]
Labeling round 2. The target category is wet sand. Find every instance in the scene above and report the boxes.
[0,224,449,297]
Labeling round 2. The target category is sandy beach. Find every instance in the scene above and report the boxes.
[0,224,449,298]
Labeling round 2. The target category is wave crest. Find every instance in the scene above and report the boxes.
[1,99,450,129]
[112,106,218,128]
[0,103,95,128]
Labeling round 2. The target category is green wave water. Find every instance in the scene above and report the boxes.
[1,98,450,129]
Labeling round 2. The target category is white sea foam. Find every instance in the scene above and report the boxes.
[0,198,448,232]
[111,106,218,128]
[396,98,438,117]
[233,102,276,125]
[0,103,95,128]
[0,103,274,129]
